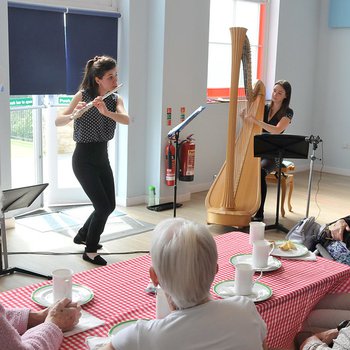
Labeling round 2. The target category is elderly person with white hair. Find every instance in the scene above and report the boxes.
[99,217,267,350]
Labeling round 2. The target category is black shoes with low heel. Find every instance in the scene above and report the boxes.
[73,233,103,250]
[83,252,107,266]
[251,215,264,222]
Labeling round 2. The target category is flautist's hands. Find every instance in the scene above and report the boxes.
[72,101,87,119]
[45,298,81,332]
[93,96,109,116]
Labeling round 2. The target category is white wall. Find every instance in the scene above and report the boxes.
[119,0,216,205]
[274,0,320,170]
[276,0,350,175]
[313,0,350,175]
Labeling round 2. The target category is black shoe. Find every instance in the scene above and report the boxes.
[73,234,103,250]
[83,252,107,266]
[251,215,264,222]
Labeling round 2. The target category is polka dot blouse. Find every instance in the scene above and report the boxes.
[73,90,117,143]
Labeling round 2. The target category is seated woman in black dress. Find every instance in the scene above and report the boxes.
[242,80,293,221]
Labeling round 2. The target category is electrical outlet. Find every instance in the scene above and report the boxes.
[342,143,350,149]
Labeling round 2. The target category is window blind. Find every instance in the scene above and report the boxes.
[8,3,121,95]
[8,2,66,95]
[65,9,121,94]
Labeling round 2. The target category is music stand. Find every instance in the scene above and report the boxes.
[254,134,309,233]
[0,183,52,279]
[167,106,206,217]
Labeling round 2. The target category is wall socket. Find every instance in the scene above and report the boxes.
[342,143,350,149]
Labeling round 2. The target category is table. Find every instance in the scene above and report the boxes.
[1,232,350,349]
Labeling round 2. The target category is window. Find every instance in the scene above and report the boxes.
[207,0,266,99]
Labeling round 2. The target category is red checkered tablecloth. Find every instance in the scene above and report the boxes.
[1,232,350,349]
[211,232,350,349]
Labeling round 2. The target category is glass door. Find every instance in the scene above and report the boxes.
[45,95,88,205]
[10,94,97,209]
[9,95,45,214]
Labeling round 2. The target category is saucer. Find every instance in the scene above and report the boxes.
[109,319,150,336]
[31,283,94,307]
[213,280,272,302]
[271,241,309,258]
[230,254,282,272]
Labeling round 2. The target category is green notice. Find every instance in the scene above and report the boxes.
[10,97,33,107]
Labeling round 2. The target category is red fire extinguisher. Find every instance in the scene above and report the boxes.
[179,134,195,182]
[165,140,176,186]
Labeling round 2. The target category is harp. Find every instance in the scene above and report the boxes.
[205,27,266,227]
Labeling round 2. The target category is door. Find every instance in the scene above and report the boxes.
[9,95,45,214]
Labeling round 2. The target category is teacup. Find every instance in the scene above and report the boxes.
[252,240,274,269]
[234,263,262,296]
[52,268,73,303]
[249,222,266,245]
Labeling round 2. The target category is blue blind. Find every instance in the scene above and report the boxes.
[8,3,66,95]
[8,3,121,95]
[65,10,121,94]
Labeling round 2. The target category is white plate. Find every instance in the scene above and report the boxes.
[109,319,150,336]
[31,283,94,307]
[213,280,272,302]
[230,254,282,272]
[271,240,309,258]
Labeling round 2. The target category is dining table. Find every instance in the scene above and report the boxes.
[1,231,350,349]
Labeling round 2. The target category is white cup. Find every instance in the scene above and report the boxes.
[252,240,274,268]
[52,268,73,303]
[156,287,171,319]
[234,263,262,296]
[249,222,266,245]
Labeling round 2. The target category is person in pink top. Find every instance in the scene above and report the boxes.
[0,297,81,350]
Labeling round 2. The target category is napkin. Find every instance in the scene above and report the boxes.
[281,250,317,261]
[63,310,105,337]
[86,336,110,350]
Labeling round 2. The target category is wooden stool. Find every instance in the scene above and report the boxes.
[266,161,295,217]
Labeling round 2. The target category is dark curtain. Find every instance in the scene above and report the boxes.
[8,3,66,95]
[8,3,120,95]
[65,10,120,94]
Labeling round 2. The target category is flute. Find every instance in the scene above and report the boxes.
[71,83,123,120]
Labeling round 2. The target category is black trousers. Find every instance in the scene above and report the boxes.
[72,142,115,252]
[256,157,278,218]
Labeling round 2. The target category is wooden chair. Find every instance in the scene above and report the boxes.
[266,161,295,217]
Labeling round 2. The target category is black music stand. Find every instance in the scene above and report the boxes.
[167,106,206,217]
[254,134,309,233]
[0,183,52,279]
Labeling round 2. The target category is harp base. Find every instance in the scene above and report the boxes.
[207,209,252,228]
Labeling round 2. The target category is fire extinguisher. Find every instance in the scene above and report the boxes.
[165,140,176,186]
[179,134,195,182]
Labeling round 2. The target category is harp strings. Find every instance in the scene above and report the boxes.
[233,35,254,195]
